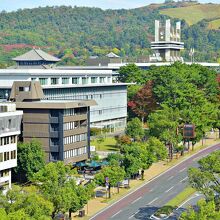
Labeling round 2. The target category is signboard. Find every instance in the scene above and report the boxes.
[90,146,96,152]
[183,124,195,139]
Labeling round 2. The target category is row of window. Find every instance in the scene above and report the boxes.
[64,146,87,159]
[33,76,112,86]
[0,150,16,162]
[63,120,87,131]
[91,106,127,116]
[0,136,16,146]
[63,107,87,116]
[64,133,87,145]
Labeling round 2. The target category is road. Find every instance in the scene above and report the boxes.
[90,143,220,220]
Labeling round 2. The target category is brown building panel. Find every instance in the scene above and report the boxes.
[63,114,87,123]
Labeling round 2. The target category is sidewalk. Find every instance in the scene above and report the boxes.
[73,132,220,220]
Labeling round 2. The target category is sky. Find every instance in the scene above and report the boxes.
[0,0,219,12]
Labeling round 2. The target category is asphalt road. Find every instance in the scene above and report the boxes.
[90,143,220,220]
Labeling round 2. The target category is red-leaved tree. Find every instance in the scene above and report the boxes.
[128,80,158,124]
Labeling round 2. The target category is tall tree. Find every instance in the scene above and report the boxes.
[126,117,144,141]
[128,80,157,123]
[14,139,45,182]
[188,150,220,200]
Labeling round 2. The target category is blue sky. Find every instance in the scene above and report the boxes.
[0,0,219,12]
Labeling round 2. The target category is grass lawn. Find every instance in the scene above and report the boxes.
[166,186,196,207]
[160,4,220,25]
[90,137,119,152]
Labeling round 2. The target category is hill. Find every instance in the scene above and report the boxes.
[0,3,219,66]
[160,3,220,27]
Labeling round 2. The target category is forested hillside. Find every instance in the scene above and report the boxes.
[0,3,220,66]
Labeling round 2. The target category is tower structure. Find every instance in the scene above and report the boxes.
[150,19,184,62]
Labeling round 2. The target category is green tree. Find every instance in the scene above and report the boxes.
[126,118,144,141]
[15,139,45,182]
[188,150,220,201]
[32,161,94,218]
[118,64,148,84]
[121,143,153,177]
[0,186,53,220]
[180,199,220,220]
[148,105,181,160]
[146,137,167,162]
[95,165,125,187]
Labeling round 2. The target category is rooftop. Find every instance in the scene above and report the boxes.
[12,48,60,62]
[15,99,97,109]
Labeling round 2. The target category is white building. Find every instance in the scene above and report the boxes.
[0,103,22,192]
[0,66,128,133]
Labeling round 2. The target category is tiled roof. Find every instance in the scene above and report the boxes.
[12,49,60,62]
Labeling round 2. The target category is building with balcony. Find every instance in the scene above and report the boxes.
[0,50,128,133]
[0,103,23,191]
[10,81,96,163]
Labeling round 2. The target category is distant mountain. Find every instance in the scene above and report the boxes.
[0,3,219,66]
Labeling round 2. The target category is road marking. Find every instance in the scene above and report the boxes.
[165,186,174,193]
[180,177,188,183]
[90,143,220,220]
[128,211,139,219]
[176,193,200,210]
[149,188,154,192]
[131,196,142,204]
[148,197,158,205]
[179,168,186,173]
[167,176,174,181]
[111,210,122,218]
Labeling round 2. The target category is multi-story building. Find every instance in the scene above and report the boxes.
[0,49,128,133]
[10,81,96,163]
[0,103,22,191]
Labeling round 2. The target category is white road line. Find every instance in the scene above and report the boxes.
[149,188,154,192]
[167,176,174,181]
[90,143,219,220]
[111,210,122,218]
[179,168,186,173]
[180,177,188,183]
[128,211,139,219]
[176,194,200,210]
[131,196,142,204]
[148,197,158,205]
[165,186,174,193]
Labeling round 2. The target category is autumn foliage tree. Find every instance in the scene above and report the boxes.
[128,80,157,123]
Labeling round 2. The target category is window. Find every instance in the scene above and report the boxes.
[64,108,75,116]
[72,77,79,84]
[99,77,106,83]
[11,150,16,159]
[4,152,9,161]
[31,78,36,81]
[91,77,98,84]
[39,78,48,85]
[62,77,69,84]
[51,78,59,85]
[0,153,3,162]
[82,77,88,84]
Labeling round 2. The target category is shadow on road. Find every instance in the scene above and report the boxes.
[133,206,187,220]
